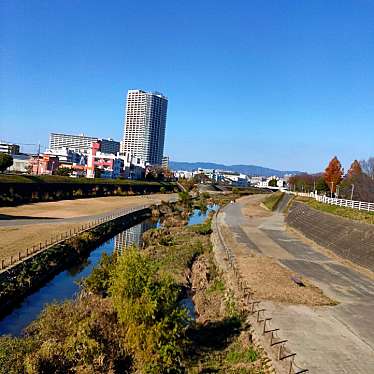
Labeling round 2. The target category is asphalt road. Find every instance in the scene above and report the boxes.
[220,195,374,374]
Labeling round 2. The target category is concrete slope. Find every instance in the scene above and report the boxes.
[287,201,374,272]
[219,195,374,373]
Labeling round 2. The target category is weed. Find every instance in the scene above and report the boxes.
[263,191,284,211]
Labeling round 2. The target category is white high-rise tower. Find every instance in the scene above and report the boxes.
[121,90,168,165]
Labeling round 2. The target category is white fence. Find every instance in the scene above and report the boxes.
[290,191,374,212]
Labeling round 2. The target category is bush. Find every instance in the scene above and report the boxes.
[190,219,212,235]
[109,248,189,372]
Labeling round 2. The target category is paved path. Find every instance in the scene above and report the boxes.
[219,195,374,374]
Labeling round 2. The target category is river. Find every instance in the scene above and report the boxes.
[0,205,218,336]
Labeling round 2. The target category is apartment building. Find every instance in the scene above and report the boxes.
[121,90,168,165]
[49,133,98,152]
[0,142,20,155]
[49,133,120,155]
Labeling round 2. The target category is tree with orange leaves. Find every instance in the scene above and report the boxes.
[347,160,362,178]
[324,156,343,193]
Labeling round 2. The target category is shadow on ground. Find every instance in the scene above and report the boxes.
[0,214,61,221]
[186,317,242,372]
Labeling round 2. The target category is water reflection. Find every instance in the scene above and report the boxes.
[0,205,219,336]
[114,220,156,252]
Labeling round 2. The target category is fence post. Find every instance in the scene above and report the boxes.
[10,255,13,265]
[1,259,4,270]
[18,252,21,261]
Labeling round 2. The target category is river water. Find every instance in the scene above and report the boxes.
[0,205,218,336]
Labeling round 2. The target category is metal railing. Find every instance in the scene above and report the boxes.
[290,191,374,212]
[0,205,149,272]
[213,209,309,374]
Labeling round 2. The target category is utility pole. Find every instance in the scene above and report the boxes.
[350,184,355,201]
[330,181,334,198]
[36,143,41,175]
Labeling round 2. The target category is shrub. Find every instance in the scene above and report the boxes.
[109,248,190,372]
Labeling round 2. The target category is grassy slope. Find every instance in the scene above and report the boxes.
[296,196,374,225]
[263,191,284,211]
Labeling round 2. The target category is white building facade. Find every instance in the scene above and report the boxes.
[121,90,168,165]
[49,133,98,152]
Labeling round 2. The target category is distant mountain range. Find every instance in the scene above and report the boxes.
[169,161,302,177]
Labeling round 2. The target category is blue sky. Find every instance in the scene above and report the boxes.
[1,0,373,172]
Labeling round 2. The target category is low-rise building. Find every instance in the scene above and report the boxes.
[29,154,59,175]
[120,152,146,180]
[253,176,286,189]
[162,156,169,170]
[174,170,194,179]
[8,154,30,173]
[86,142,124,179]
[44,148,85,164]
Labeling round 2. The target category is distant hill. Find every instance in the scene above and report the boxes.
[169,161,302,177]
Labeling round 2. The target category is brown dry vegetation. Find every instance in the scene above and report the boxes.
[0,193,175,219]
[219,214,334,306]
[0,194,176,262]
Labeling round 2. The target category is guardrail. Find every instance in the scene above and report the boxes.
[213,209,308,374]
[290,192,374,212]
[0,205,149,273]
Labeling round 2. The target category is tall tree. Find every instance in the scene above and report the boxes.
[360,157,374,180]
[0,153,13,173]
[347,160,362,178]
[324,156,343,193]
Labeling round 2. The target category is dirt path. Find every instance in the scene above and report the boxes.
[0,194,177,261]
[217,194,374,373]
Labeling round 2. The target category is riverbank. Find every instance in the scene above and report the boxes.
[216,193,374,373]
[0,207,152,317]
[0,193,271,373]
[0,193,177,264]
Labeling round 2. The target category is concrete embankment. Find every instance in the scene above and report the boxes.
[286,201,374,272]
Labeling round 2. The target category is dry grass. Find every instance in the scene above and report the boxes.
[219,223,334,306]
[0,222,90,262]
[0,193,175,219]
[0,194,177,262]
[238,255,334,305]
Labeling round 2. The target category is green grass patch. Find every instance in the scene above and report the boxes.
[188,218,212,235]
[207,278,225,294]
[225,341,258,364]
[263,191,284,211]
[302,198,374,225]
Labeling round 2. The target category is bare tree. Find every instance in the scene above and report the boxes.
[360,157,374,180]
